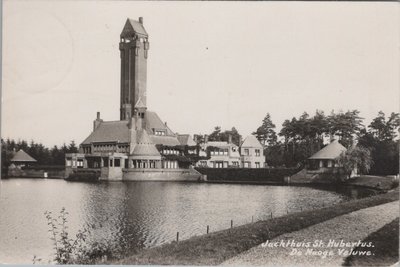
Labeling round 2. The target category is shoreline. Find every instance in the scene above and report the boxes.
[107,187,399,265]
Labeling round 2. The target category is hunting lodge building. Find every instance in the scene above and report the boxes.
[66,18,265,181]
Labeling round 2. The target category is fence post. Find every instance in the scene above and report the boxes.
[176,232,179,242]
[271,212,273,218]
[252,216,253,223]
[231,220,233,228]
[207,225,209,234]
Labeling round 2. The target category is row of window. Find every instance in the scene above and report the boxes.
[154,130,166,136]
[164,160,178,169]
[121,37,147,43]
[198,161,261,168]
[132,160,158,169]
[162,149,180,155]
[85,144,130,153]
[210,149,229,156]
[82,147,91,154]
[66,159,84,167]
[242,149,261,156]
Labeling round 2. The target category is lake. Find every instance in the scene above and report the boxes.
[0,178,368,264]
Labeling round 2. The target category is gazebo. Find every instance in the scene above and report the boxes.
[10,150,37,168]
[307,140,347,171]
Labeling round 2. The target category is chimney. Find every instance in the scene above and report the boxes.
[139,17,143,24]
[165,122,167,127]
[204,134,208,144]
[93,111,103,131]
[228,134,232,144]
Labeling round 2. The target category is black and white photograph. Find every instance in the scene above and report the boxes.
[1,1,399,266]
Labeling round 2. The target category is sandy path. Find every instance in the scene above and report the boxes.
[222,201,399,266]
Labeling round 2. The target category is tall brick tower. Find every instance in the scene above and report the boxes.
[119,17,150,120]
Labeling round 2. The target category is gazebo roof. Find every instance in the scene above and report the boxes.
[11,150,37,162]
[132,130,161,157]
[309,140,347,160]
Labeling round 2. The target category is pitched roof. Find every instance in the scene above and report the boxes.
[81,110,180,146]
[309,140,347,160]
[135,98,146,109]
[241,135,263,148]
[81,121,130,145]
[132,130,161,156]
[11,150,37,162]
[205,141,239,148]
[121,18,148,37]
[145,111,175,136]
[150,135,181,146]
[177,134,196,146]
[206,141,229,147]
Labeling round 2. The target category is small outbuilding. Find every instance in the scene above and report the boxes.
[10,150,37,168]
[307,140,346,171]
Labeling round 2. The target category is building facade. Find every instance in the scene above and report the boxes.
[240,135,264,168]
[195,135,265,168]
[66,17,201,181]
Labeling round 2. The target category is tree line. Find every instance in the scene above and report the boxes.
[2,110,398,176]
[255,110,399,174]
[197,110,399,175]
[1,139,79,171]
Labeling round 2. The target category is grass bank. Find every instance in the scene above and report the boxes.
[110,189,399,265]
[343,175,399,191]
[344,217,399,266]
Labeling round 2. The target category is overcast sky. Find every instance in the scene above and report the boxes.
[2,1,399,147]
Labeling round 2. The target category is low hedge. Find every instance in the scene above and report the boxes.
[195,167,300,183]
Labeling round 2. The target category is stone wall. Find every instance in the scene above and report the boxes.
[100,167,123,181]
[122,168,202,181]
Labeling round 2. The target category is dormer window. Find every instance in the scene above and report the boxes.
[154,130,166,136]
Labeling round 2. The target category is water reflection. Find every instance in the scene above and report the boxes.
[0,179,371,264]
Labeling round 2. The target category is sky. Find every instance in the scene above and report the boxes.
[2,1,399,147]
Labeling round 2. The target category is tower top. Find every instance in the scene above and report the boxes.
[121,17,148,38]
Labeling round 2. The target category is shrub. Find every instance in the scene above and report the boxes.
[40,207,127,264]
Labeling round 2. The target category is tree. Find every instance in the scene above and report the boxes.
[328,110,364,148]
[253,113,277,146]
[208,126,242,146]
[337,146,373,179]
[369,111,400,141]
[68,141,78,153]
[208,127,222,142]
[358,111,400,175]
[193,134,205,145]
